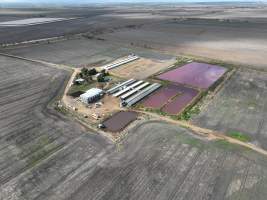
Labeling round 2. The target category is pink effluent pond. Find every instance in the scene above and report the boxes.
[161,89,199,115]
[142,84,199,115]
[157,62,227,89]
[142,85,180,109]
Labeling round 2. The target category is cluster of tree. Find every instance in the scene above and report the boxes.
[96,69,109,82]
[76,68,109,83]
[81,68,97,77]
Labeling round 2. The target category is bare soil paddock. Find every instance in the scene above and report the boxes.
[0,55,112,199]
[101,18,267,70]
[3,38,174,68]
[46,121,267,200]
[0,7,166,45]
[0,8,113,44]
[3,39,118,67]
[1,5,267,70]
[110,57,176,79]
[192,69,267,150]
[2,5,267,69]
[1,4,267,199]
[1,55,267,199]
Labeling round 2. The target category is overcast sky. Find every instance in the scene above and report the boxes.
[0,0,265,6]
[0,0,264,3]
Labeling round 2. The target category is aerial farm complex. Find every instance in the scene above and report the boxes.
[1,3,267,200]
[63,55,228,136]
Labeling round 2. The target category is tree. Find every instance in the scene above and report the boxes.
[96,73,105,82]
[88,68,97,76]
[81,68,88,78]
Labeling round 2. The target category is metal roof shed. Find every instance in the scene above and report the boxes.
[80,88,103,104]
[113,80,143,97]
[120,82,150,100]
[125,83,161,107]
[107,79,136,95]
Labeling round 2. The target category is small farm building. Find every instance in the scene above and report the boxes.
[74,78,85,84]
[80,88,103,104]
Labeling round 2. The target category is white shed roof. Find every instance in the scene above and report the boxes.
[75,78,85,82]
[80,88,103,98]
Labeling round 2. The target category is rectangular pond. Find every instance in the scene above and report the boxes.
[162,89,199,115]
[157,62,227,89]
[142,85,181,109]
[103,111,138,132]
[142,84,199,115]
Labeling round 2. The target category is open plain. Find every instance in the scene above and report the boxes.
[3,38,175,68]
[1,3,267,200]
[192,68,267,150]
[1,53,267,200]
[1,5,267,69]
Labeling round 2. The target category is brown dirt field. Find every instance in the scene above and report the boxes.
[101,18,267,70]
[110,57,176,79]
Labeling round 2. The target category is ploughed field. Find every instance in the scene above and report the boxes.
[0,55,111,199]
[192,68,267,150]
[0,8,113,44]
[3,38,174,68]
[2,6,267,70]
[1,5,267,199]
[101,18,267,69]
[1,55,267,199]
[66,121,267,200]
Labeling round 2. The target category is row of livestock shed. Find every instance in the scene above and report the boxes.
[107,79,161,107]
[113,80,144,97]
[106,79,135,95]
[124,83,161,107]
[101,55,139,71]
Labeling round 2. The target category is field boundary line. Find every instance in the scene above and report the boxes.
[0,52,73,71]
[198,67,237,111]
[137,110,267,157]
[0,36,66,48]
[1,136,83,186]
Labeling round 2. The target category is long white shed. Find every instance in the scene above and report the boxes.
[113,80,143,97]
[120,82,150,100]
[125,83,161,107]
[106,79,136,95]
[101,55,139,70]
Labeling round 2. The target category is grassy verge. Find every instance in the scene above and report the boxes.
[212,139,243,151]
[227,131,251,142]
[177,105,201,121]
